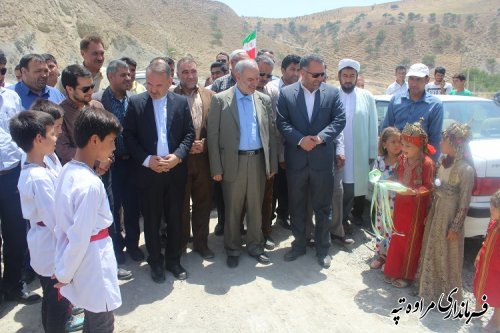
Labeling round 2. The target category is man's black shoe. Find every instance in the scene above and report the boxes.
[150,265,165,283]
[317,255,332,269]
[251,253,271,265]
[166,263,187,280]
[226,256,239,268]
[117,268,133,280]
[4,283,41,305]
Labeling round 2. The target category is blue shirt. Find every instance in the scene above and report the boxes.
[0,87,23,170]
[382,90,443,160]
[235,86,262,151]
[109,95,129,157]
[9,81,65,110]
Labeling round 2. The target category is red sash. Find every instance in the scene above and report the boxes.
[90,228,109,242]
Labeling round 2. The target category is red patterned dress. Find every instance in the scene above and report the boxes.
[474,219,500,307]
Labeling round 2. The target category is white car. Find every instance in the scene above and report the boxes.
[375,95,500,237]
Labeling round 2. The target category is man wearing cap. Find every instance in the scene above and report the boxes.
[277,54,345,268]
[382,63,443,160]
[335,59,378,244]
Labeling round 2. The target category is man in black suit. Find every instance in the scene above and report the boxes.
[123,60,194,282]
[277,54,345,268]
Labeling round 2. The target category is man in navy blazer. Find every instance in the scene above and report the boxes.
[123,60,194,283]
[277,54,345,268]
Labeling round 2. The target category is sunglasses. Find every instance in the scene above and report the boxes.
[259,73,273,79]
[305,70,325,78]
[78,84,95,93]
[0,68,6,75]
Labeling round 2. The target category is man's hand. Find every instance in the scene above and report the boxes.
[267,172,276,179]
[190,139,205,154]
[164,154,181,171]
[279,161,286,169]
[213,174,222,182]
[336,155,346,169]
[95,158,112,176]
[299,136,317,151]
[149,155,167,173]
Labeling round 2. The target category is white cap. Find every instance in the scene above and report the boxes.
[406,63,429,77]
[338,59,360,72]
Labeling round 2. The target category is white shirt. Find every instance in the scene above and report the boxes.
[54,160,121,313]
[0,87,23,171]
[143,95,169,167]
[18,163,59,277]
[385,81,408,96]
[340,89,356,183]
[44,153,62,175]
[301,83,318,122]
[425,82,452,95]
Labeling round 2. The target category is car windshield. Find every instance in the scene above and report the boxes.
[376,99,500,140]
[443,101,500,139]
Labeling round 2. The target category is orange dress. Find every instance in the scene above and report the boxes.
[474,219,500,307]
[384,154,434,280]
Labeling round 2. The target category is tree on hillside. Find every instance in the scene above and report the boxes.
[400,25,415,47]
[375,29,386,47]
[465,15,475,30]
[428,13,436,24]
[429,24,440,38]
[288,21,297,34]
[422,55,436,68]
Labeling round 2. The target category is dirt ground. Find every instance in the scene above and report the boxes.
[0,208,491,333]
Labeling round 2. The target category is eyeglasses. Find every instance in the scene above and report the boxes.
[259,73,273,79]
[216,59,227,64]
[304,70,325,79]
[0,68,6,75]
[78,84,95,93]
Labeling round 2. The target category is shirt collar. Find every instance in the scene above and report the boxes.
[235,86,252,100]
[18,80,49,97]
[178,84,199,96]
[401,89,429,103]
[300,83,318,95]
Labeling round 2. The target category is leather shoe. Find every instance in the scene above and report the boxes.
[306,238,315,248]
[317,255,332,268]
[264,236,276,250]
[251,253,271,265]
[194,246,215,259]
[284,248,306,262]
[226,255,239,268]
[150,265,165,283]
[331,234,355,247]
[277,217,291,230]
[4,283,41,305]
[127,247,145,262]
[214,223,224,236]
[166,263,187,280]
[117,267,133,280]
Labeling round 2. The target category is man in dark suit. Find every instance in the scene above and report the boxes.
[207,59,278,268]
[277,54,345,268]
[123,60,194,282]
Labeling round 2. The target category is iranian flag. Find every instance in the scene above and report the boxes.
[242,30,257,59]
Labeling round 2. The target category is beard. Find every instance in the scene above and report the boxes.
[341,83,355,93]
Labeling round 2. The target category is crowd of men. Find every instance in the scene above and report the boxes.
[0,33,467,306]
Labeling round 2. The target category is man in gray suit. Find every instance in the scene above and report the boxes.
[207,59,278,268]
[277,54,346,268]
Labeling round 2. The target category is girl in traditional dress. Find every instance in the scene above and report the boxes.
[383,120,435,288]
[370,127,401,270]
[417,122,475,302]
[473,190,500,332]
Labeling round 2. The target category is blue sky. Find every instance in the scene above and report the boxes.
[215,0,394,18]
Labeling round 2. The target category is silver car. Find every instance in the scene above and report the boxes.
[376,95,500,237]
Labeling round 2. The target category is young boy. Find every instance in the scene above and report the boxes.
[9,111,70,332]
[53,106,122,332]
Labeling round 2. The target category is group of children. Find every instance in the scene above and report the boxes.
[9,103,122,333]
[371,120,500,330]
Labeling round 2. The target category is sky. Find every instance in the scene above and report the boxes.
[215,0,395,18]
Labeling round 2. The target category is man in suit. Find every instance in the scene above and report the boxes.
[277,54,346,268]
[207,59,278,268]
[171,56,215,259]
[123,60,194,282]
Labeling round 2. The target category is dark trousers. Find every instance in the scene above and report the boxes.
[39,276,71,333]
[352,195,365,218]
[288,167,333,257]
[182,154,213,249]
[83,309,114,333]
[273,164,289,220]
[342,183,355,224]
[0,165,28,294]
[101,170,121,255]
[111,157,141,251]
[261,176,275,237]
[214,182,225,225]
[141,166,187,268]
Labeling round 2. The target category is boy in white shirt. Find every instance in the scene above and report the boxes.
[9,111,70,332]
[54,106,122,332]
